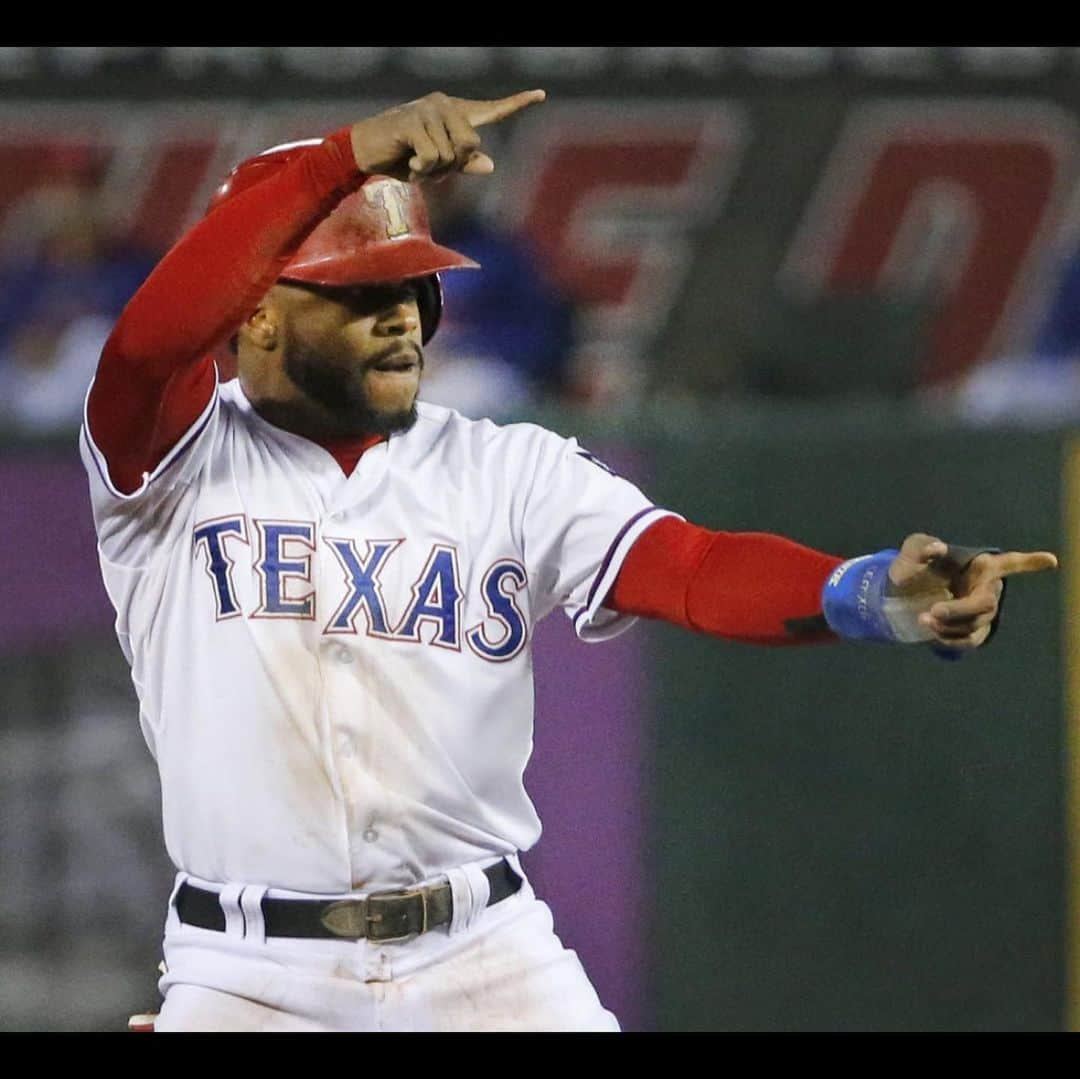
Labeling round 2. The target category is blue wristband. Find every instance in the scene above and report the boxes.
[821,550,900,643]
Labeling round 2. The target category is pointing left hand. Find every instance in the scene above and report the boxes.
[887,533,1058,650]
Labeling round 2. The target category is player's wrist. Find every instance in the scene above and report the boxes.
[328,126,371,180]
[820,550,901,644]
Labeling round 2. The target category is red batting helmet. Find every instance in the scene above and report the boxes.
[207,139,479,344]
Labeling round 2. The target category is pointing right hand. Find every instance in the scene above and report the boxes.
[349,90,547,183]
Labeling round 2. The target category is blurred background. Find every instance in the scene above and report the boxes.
[0,45,1077,1032]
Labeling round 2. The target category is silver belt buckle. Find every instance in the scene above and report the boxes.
[319,897,370,939]
[320,887,429,942]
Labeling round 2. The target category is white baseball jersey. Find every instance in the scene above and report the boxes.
[80,373,676,895]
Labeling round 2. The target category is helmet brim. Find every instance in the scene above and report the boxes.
[280,236,479,288]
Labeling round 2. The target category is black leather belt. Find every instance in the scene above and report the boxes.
[175,859,522,943]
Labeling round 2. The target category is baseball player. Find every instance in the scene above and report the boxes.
[79,90,1056,1032]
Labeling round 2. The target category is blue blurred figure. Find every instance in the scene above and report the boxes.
[0,170,156,435]
[952,242,1080,427]
[1031,246,1080,362]
[418,173,577,420]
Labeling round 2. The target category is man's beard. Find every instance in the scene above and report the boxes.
[284,343,423,437]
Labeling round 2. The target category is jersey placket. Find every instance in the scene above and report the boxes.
[318,446,396,887]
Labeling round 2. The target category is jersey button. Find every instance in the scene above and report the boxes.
[363,827,379,843]
[336,646,354,665]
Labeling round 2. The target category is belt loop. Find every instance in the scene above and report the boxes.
[504,854,530,904]
[505,852,527,889]
[166,873,186,933]
[240,884,267,944]
[219,883,247,938]
[447,861,491,936]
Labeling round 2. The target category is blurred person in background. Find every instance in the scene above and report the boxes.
[0,164,156,437]
[950,233,1080,428]
[418,171,577,419]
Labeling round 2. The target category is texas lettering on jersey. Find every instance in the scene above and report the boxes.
[192,516,529,662]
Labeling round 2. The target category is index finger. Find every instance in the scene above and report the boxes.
[976,550,1059,579]
[459,89,547,127]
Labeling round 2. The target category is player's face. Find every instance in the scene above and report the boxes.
[279,280,425,436]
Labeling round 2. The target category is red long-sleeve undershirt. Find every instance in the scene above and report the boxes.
[607,516,842,644]
[85,127,843,645]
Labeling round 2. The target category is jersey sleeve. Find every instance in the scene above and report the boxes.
[518,428,680,641]
[78,367,223,569]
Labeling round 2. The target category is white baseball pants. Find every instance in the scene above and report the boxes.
[153,859,620,1032]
